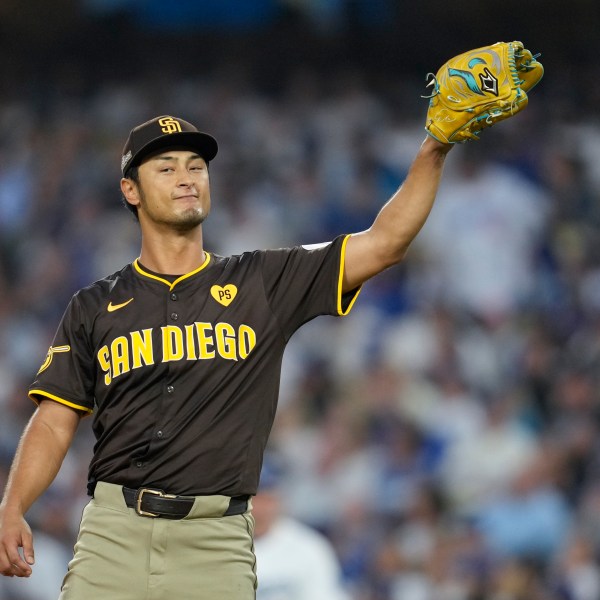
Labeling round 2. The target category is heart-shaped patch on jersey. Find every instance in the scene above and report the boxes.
[210,284,238,307]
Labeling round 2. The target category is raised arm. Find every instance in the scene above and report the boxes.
[342,136,452,292]
[0,400,81,577]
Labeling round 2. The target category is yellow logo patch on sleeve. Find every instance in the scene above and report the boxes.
[37,345,71,375]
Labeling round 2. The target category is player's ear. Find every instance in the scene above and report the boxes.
[120,177,141,209]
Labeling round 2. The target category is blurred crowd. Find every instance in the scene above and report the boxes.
[2,54,600,600]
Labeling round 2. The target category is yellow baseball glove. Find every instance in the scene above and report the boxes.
[424,41,544,144]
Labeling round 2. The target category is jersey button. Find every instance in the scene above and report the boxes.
[167,385,174,394]
[170,293,178,301]
[136,461,143,468]
[170,312,178,321]
[156,430,164,439]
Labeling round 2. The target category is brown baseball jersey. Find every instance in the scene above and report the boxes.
[29,235,360,497]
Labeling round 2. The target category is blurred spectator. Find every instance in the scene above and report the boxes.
[274,397,377,530]
[440,389,539,516]
[416,145,549,324]
[488,558,549,600]
[552,534,600,600]
[253,457,350,600]
[369,415,440,520]
[475,448,572,562]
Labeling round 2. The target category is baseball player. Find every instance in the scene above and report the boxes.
[0,113,449,598]
[0,42,541,599]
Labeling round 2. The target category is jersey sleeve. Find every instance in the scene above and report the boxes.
[260,234,361,339]
[29,293,95,414]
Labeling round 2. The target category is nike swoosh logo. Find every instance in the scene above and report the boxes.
[107,298,134,312]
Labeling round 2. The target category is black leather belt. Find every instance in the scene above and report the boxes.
[122,486,249,519]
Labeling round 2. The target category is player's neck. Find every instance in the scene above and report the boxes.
[138,228,206,276]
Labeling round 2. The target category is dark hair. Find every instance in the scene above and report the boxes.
[122,166,140,220]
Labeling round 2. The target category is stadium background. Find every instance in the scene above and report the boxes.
[2,1,600,598]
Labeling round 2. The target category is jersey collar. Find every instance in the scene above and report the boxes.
[133,253,211,291]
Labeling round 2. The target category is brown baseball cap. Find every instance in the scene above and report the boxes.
[121,115,218,175]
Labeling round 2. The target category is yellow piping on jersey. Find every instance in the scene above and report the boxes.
[29,389,93,414]
[337,234,361,316]
[133,253,211,290]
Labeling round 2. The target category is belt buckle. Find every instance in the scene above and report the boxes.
[136,488,176,518]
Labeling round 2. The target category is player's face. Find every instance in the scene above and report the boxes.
[132,149,211,232]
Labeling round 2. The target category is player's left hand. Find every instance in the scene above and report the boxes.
[424,41,543,144]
